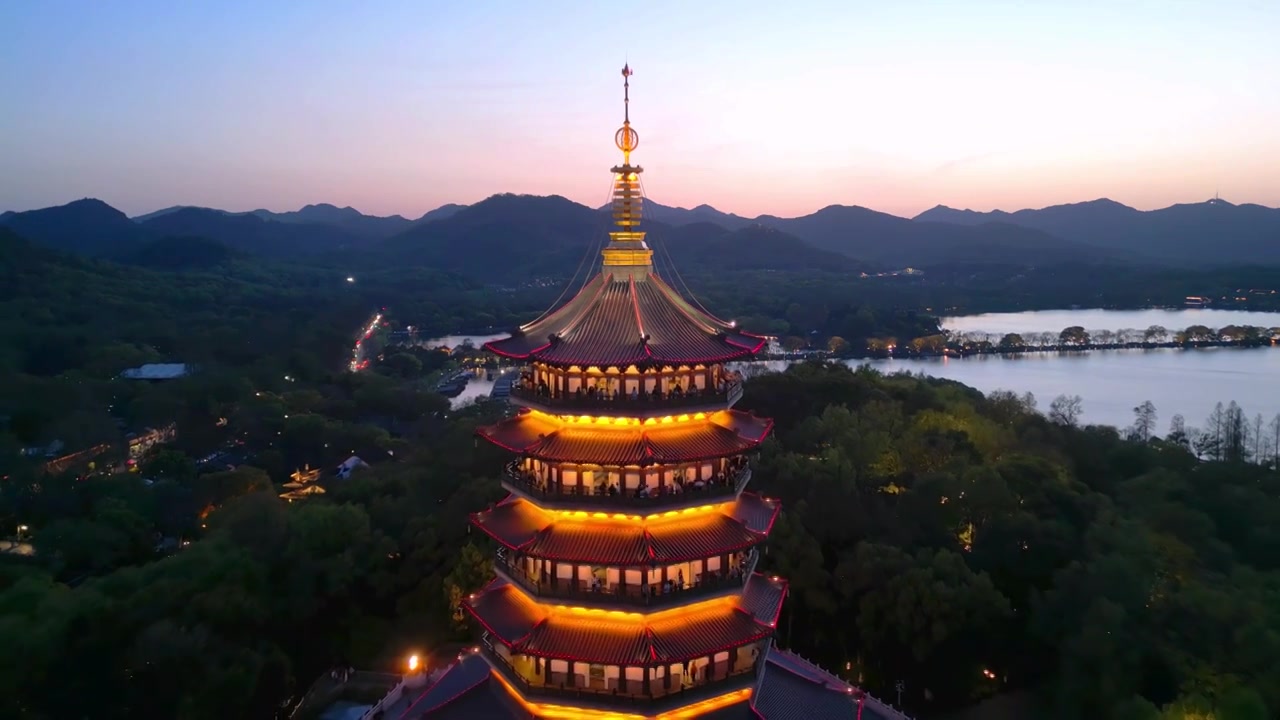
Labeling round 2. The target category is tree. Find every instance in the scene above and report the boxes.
[384,352,423,378]
[998,333,1025,350]
[1131,401,1157,442]
[1049,394,1084,427]
[1221,401,1249,463]
[443,542,492,633]
[1059,326,1090,346]
[1166,414,1189,449]
[1269,414,1280,470]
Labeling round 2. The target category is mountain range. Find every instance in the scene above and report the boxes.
[3,194,1278,279]
[914,198,1280,266]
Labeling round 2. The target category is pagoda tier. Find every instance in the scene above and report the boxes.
[472,494,780,566]
[477,409,772,465]
[464,574,787,666]
[484,271,767,367]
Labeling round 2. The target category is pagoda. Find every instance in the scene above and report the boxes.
[411,66,907,720]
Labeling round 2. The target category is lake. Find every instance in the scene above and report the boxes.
[426,309,1280,429]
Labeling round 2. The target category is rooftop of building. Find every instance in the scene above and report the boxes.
[401,642,911,719]
[463,574,786,667]
[119,362,189,380]
[477,408,772,465]
[471,492,780,566]
[484,271,766,368]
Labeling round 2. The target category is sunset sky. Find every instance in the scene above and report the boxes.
[2,0,1277,219]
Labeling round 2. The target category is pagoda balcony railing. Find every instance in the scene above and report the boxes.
[502,460,752,511]
[495,549,760,610]
[509,378,743,416]
[478,636,762,714]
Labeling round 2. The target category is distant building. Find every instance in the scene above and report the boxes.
[120,363,189,380]
[290,465,322,485]
[279,485,326,502]
[334,456,368,479]
[127,423,177,459]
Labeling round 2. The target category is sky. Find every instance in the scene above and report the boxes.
[2,0,1278,220]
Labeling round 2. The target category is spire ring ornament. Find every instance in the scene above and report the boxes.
[615,125,639,153]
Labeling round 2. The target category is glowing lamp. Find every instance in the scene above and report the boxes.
[408,654,420,672]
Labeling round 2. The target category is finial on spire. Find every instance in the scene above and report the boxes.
[614,65,639,159]
[622,64,633,122]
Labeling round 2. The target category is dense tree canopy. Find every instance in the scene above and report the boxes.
[740,363,1280,718]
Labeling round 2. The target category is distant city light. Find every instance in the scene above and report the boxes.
[346,276,355,283]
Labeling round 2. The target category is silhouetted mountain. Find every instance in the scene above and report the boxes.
[608,200,754,230]
[250,203,413,239]
[1,199,151,256]
[378,194,611,281]
[116,235,241,270]
[914,198,1280,265]
[661,222,864,273]
[138,207,362,257]
[131,205,218,223]
[416,203,467,224]
[757,204,1095,268]
[914,205,1015,225]
[377,194,856,282]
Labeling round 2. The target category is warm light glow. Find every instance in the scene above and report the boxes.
[542,594,739,623]
[488,663,752,719]
[544,499,730,524]
[407,654,419,672]
[543,410,710,427]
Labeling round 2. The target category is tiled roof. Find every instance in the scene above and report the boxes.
[739,574,788,627]
[751,646,911,720]
[411,653,531,719]
[414,645,903,720]
[463,578,543,642]
[484,272,767,367]
[471,494,780,565]
[731,492,783,534]
[752,665,858,720]
[477,410,773,464]
[464,580,778,666]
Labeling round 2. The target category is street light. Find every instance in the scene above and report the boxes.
[408,654,420,673]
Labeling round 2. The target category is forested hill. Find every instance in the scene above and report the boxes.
[915,197,1280,266]
[738,363,1280,718]
[370,194,866,282]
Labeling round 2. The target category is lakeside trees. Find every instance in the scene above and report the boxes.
[947,324,1280,356]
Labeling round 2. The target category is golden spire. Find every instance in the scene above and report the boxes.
[603,64,652,272]
[615,64,639,165]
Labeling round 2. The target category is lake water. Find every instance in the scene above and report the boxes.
[425,309,1280,429]
[417,333,507,350]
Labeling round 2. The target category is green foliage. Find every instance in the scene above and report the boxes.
[741,362,1280,717]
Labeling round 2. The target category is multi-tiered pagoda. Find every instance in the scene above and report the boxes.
[411,67,905,720]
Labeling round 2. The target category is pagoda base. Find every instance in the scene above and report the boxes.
[480,641,760,717]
